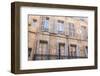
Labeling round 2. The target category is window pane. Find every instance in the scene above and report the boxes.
[42,17,49,31]
[57,20,64,33]
[44,20,48,28]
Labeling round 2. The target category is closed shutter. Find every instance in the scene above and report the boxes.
[66,23,69,35]
[76,44,80,57]
[65,43,68,57]
[55,21,58,33]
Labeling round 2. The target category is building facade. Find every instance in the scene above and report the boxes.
[28,15,88,60]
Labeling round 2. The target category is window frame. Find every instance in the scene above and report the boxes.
[57,20,64,34]
[34,40,49,60]
[42,17,49,32]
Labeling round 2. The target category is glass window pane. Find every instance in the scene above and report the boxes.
[42,17,49,31]
[44,20,48,28]
[57,20,64,33]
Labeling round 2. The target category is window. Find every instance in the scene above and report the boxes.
[69,23,75,37]
[58,43,66,59]
[42,17,49,31]
[57,20,64,34]
[39,41,48,55]
[28,48,32,58]
[81,26,87,40]
[32,19,37,27]
[34,41,48,60]
[69,45,76,58]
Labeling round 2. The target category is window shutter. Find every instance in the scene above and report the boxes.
[76,44,80,57]
[65,43,68,57]
[50,19,53,33]
[55,21,58,33]
[66,23,69,35]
